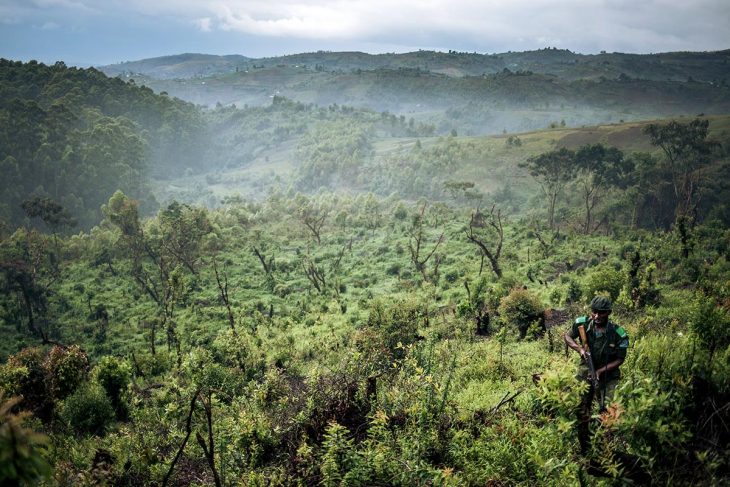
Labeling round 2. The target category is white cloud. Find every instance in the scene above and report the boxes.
[195,17,212,32]
[3,0,730,53]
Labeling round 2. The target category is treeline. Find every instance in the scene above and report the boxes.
[0,59,207,229]
[523,119,730,231]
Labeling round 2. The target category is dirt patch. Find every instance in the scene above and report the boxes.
[556,130,604,149]
[543,308,570,329]
[556,124,656,152]
[604,125,654,152]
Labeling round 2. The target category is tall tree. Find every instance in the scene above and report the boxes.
[573,144,632,234]
[644,118,716,222]
[521,148,576,229]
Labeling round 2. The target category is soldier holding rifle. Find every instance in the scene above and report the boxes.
[564,296,629,453]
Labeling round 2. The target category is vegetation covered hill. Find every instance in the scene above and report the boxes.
[0,59,208,229]
[100,48,730,83]
[1,56,729,486]
[101,50,730,135]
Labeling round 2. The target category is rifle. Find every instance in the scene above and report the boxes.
[577,324,599,392]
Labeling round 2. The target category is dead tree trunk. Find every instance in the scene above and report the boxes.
[465,205,504,279]
[408,204,444,283]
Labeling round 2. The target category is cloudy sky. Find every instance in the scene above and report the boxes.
[1,0,729,66]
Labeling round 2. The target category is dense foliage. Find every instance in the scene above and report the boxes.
[0,59,206,229]
[1,182,729,484]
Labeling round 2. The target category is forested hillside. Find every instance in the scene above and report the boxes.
[116,65,730,136]
[1,56,730,485]
[101,48,730,83]
[0,59,207,229]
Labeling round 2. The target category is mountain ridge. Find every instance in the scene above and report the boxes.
[98,48,730,82]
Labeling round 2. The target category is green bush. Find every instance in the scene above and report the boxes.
[366,297,425,356]
[60,384,115,436]
[498,288,544,339]
[564,278,583,304]
[688,294,730,356]
[583,264,624,301]
[93,356,131,419]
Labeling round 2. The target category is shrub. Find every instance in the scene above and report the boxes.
[498,288,544,339]
[366,297,425,356]
[688,294,730,357]
[44,345,89,401]
[2,346,90,421]
[93,356,131,419]
[60,384,115,436]
[564,278,583,304]
[583,264,624,301]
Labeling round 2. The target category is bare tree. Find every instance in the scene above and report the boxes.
[212,258,236,333]
[465,205,504,278]
[293,194,330,243]
[408,204,444,283]
[252,246,275,277]
[162,388,221,487]
[301,254,327,293]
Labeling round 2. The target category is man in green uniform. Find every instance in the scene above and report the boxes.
[564,296,629,452]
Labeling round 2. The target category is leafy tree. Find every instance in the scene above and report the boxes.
[644,118,717,222]
[573,144,632,234]
[157,201,212,274]
[21,197,76,233]
[521,148,576,229]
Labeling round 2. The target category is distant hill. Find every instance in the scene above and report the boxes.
[103,63,730,136]
[99,48,730,82]
[100,53,251,79]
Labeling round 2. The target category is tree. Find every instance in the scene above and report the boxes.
[643,118,716,222]
[573,144,632,234]
[293,194,329,244]
[521,148,576,229]
[103,193,203,359]
[465,205,504,278]
[21,197,76,233]
[0,229,61,343]
[408,204,444,283]
[158,201,212,274]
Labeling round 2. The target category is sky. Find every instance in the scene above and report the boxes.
[1,0,729,67]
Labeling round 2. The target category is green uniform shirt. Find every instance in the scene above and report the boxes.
[569,317,629,380]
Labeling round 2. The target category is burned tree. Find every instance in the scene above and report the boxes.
[465,205,504,278]
[408,204,444,283]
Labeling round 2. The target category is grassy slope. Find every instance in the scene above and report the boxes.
[150,115,730,209]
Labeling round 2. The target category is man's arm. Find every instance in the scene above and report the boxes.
[596,358,624,379]
[564,332,587,359]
